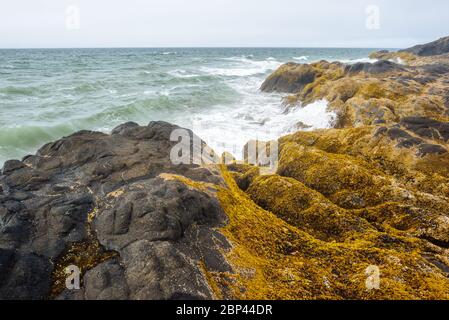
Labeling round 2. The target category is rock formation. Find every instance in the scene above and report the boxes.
[261,55,449,129]
[0,122,231,300]
[2,37,449,300]
[400,36,449,57]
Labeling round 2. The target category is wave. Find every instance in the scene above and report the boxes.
[389,57,405,65]
[293,56,309,61]
[167,69,199,78]
[152,73,219,86]
[337,57,378,64]
[72,83,103,93]
[187,98,335,159]
[201,58,281,77]
[280,99,336,132]
[0,86,46,96]
[0,48,366,166]
[222,55,254,62]
[200,66,266,77]
[0,123,80,165]
[0,103,159,164]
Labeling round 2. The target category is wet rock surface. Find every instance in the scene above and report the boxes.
[219,122,449,299]
[2,37,449,300]
[260,62,323,93]
[374,120,448,156]
[226,37,449,299]
[344,60,405,75]
[262,37,449,130]
[0,121,231,300]
[401,36,449,57]
[400,117,449,142]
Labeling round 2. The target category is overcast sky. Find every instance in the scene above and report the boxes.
[1,0,448,48]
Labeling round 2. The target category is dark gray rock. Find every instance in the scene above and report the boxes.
[418,144,448,156]
[387,127,413,140]
[1,160,26,175]
[94,176,227,251]
[345,60,405,75]
[396,137,423,149]
[111,121,140,135]
[57,259,130,300]
[0,121,231,300]
[121,240,212,300]
[401,36,449,56]
[378,118,448,157]
[420,63,449,76]
[0,250,53,300]
[401,117,449,141]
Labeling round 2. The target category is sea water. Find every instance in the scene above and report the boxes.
[0,47,381,165]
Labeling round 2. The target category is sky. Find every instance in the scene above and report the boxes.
[1,0,448,48]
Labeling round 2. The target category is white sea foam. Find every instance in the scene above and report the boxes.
[200,66,265,77]
[389,57,405,65]
[201,58,281,77]
[159,89,171,97]
[337,57,378,64]
[222,55,255,62]
[182,84,335,159]
[168,69,198,78]
[275,100,336,132]
[293,56,309,61]
[182,69,335,159]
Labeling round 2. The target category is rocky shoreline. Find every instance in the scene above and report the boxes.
[1,37,449,300]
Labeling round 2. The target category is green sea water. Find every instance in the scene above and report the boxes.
[0,47,380,165]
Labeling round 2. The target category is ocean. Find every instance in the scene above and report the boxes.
[0,47,380,166]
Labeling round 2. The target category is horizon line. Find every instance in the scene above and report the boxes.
[0,46,399,50]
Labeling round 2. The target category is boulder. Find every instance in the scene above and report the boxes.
[401,36,449,56]
[260,62,318,93]
[345,60,405,75]
[400,117,449,141]
[0,121,231,300]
